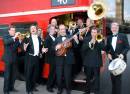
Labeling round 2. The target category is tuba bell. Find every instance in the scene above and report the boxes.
[87,1,107,20]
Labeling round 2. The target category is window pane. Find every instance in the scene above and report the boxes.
[12,22,37,33]
[0,25,9,38]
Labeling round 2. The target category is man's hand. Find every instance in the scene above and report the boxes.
[42,48,48,53]
[73,35,79,44]
[56,44,62,50]
[108,54,112,60]
[14,32,21,39]
[118,54,124,59]
[79,35,83,41]
[90,38,96,44]
[23,43,29,51]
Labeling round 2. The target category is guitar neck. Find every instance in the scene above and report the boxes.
[66,31,80,42]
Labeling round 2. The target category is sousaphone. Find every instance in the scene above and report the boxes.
[88,1,107,20]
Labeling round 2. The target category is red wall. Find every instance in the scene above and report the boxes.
[0,0,91,14]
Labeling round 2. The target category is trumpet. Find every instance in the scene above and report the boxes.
[17,32,30,40]
[96,33,103,42]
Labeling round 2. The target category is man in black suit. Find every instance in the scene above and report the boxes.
[54,24,79,94]
[80,18,94,60]
[45,26,56,92]
[106,22,130,94]
[23,25,48,94]
[79,18,93,39]
[81,27,105,94]
[71,18,84,76]
[3,26,21,94]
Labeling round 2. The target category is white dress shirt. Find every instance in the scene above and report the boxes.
[112,36,117,51]
[32,35,39,56]
[62,37,66,41]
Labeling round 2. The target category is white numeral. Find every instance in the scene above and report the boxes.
[57,0,68,4]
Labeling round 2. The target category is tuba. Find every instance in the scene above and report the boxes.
[68,21,76,31]
[87,1,107,20]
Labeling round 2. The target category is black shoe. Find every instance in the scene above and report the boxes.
[57,90,62,94]
[33,88,39,92]
[83,92,90,94]
[66,90,71,94]
[10,88,18,92]
[47,88,54,93]
[94,91,100,94]
[27,92,33,94]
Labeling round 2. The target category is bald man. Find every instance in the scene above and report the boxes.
[54,24,79,94]
[106,22,130,94]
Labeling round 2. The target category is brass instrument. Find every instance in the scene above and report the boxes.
[17,32,30,40]
[87,1,107,20]
[92,3,103,16]
[89,33,104,50]
[79,26,92,36]
[96,33,103,42]
[69,21,76,30]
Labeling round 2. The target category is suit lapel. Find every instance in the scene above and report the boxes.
[59,36,63,43]
[30,36,34,54]
[115,34,120,52]
[110,35,115,52]
[38,36,41,50]
[49,35,53,42]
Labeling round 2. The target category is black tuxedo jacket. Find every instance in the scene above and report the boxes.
[44,35,56,63]
[54,35,78,65]
[106,33,130,61]
[24,35,43,56]
[3,34,20,63]
[81,36,105,67]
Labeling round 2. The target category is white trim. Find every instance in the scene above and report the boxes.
[0,6,88,18]
[74,79,86,83]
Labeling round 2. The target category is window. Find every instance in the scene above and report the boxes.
[12,22,37,34]
[0,25,9,38]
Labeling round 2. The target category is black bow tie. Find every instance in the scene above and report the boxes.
[112,34,118,37]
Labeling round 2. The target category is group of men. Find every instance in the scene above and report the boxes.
[2,17,130,94]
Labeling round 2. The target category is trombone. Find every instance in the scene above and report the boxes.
[96,33,104,43]
[89,33,104,50]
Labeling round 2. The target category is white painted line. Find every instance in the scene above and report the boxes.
[0,6,88,18]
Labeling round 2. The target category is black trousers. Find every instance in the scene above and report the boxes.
[47,58,56,89]
[37,55,45,84]
[110,74,122,94]
[73,49,83,76]
[56,58,72,91]
[84,66,100,93]
[3,62,17,92]
[25,55,39,92]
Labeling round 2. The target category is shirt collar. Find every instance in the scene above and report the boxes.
[32,34,38,38]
